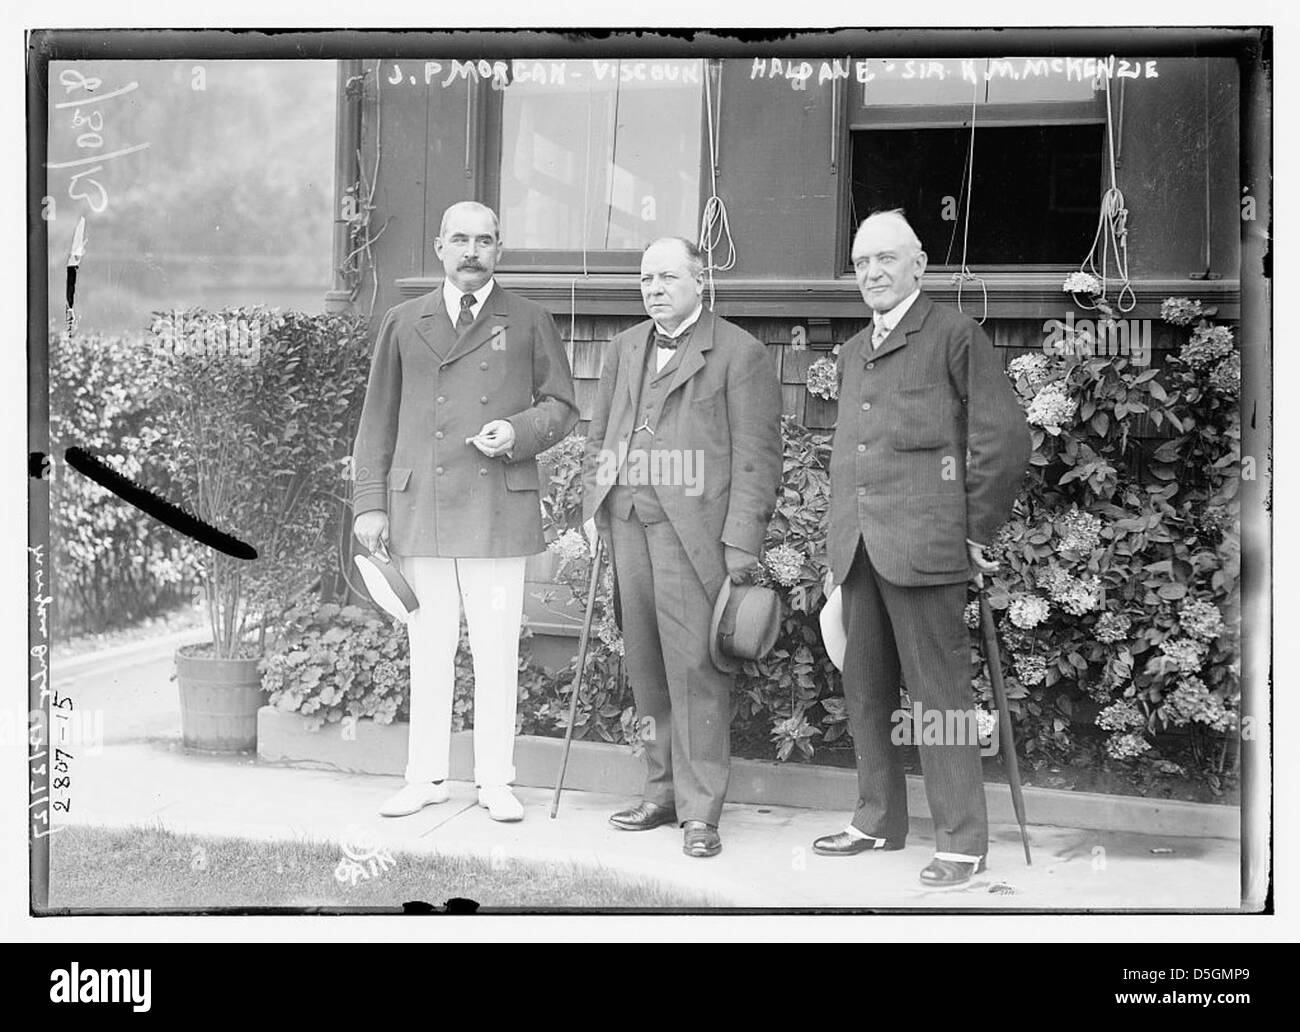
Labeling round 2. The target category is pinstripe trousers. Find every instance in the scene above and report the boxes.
[841,540,988,857]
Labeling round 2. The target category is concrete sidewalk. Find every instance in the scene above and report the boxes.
[47,632,1243,911]
[57,737,1242,910]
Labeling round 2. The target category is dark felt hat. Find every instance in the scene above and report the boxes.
[708,578,782,673]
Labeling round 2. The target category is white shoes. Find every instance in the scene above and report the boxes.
[379,781,450,817]
[379,781,523,821]
[478,785,525,822]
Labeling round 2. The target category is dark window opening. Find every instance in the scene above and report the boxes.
[848,123,1105,267]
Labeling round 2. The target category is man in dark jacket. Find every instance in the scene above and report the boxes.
[352,201,577,822]
[583,237,783,858]
[814,210,1030,887]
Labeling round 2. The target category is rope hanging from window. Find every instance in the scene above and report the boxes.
[570,77,594,358]
[699,59,736,310]
[1075,71,1136,314]
[947,71,988,325]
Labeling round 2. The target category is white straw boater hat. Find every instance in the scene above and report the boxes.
[353,539,419,622]
[819,570,847,672]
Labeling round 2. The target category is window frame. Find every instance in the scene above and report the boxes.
[840,65,1110,274]
[481,58,715,273]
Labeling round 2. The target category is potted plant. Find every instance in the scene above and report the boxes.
[147,306,372,751]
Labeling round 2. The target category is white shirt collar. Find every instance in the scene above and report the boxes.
[443,278,495,323]
[653,303,703,343]
[873,287,921,332]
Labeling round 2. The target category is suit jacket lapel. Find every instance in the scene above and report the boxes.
[623,319,653,410]
[866,292,933,363]
[663,309,713,398]
[413,288,452,360]
[442,286,510,366]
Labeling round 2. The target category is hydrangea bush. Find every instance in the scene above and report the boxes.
[981,296,1241,775]
[261,599,559,738]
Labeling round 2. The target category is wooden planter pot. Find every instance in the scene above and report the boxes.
[175,645,264,753]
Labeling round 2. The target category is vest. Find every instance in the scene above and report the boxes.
[607,323,691,523]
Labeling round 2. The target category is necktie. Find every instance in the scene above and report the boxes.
[456,292,476,330]
[653,320,696,351]
[871,320,889,349]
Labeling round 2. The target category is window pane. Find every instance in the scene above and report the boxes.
[499,59,703,250]
[850,124,1104,264]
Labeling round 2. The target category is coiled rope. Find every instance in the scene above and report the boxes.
[698,60,736,310]
[1075,68,1136,313]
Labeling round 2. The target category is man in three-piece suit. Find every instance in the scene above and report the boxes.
[582,237,782,858]
[814,211,1029,887]
[352,200,578,823]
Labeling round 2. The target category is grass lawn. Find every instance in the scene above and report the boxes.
[46,824,719,912]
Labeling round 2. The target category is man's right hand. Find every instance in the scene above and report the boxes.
[354,511,389,554]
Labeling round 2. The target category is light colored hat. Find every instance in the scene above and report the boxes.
[709,578,782,674]
[353,540,419,623]
[819,571,847,671]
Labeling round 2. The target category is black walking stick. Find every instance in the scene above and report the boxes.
[978,590,1033,866]
[550,535,606,818]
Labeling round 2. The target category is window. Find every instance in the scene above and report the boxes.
[487,59,705,267]
[846,58,1106,267]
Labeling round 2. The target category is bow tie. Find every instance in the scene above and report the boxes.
[654,325,696,351]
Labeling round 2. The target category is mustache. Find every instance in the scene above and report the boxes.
[459,259,485,269]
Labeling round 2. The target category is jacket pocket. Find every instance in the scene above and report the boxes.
[906,493,969,574]
[891,382,950,451]
[504,460,540,493]
[387,467,412,491]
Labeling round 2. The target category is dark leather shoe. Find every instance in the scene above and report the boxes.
[918,857,987,888]
[609,801,677,831]
[682,820,721,858]
[812,830,905,856]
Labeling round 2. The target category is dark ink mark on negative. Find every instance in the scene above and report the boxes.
[64,446,257,560]
[400,900,436,915]
[443,897,480,915]
[29,452,52,479]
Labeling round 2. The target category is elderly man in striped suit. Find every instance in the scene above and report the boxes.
[816,211,1029,887]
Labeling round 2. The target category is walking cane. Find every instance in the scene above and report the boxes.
[550,535,606,818]
[978,589,1033,866]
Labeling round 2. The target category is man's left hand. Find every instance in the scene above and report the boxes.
[967,539,998,587]
[724,545,760,585]
[468,419,516,458]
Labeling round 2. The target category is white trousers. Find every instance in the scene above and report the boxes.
[399,555,526,788]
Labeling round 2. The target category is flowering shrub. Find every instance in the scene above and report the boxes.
[1063,271,1102,297]
[983,294,1241,778]
[805,356,839,401]
[526,485,641,748]
[262,602,411,727]
[261,598,558,737]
